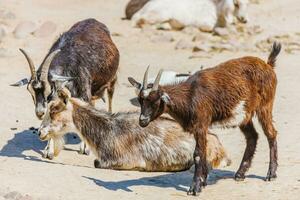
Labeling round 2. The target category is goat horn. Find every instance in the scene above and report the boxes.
[19,49,36,80]
[40,49,61,82]
[142,65,150,90]
[151,69,163,91]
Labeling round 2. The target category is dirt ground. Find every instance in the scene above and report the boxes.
[0,0,300,199]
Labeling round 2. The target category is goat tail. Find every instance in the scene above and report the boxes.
[267,42,282,68]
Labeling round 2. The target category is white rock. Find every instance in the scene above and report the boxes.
[175,39,193,50]
[13,21,36,39]
[213,27,229,37]
[33,21,57,38]
[193,42,211,52]
[156,22,172,30]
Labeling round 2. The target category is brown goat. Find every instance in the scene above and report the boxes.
[129,42,281,195]
[38,87,231,172]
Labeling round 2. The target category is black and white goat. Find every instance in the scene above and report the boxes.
[11,18,119,159]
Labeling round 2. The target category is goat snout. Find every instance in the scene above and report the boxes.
[36,112,45,119]
[139,115,150,127]
[35,106,46,120]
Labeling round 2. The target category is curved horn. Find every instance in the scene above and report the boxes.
[151,69,163,91]
[40,49,61,82]
[19,49,36,79]
[142,65,150,90]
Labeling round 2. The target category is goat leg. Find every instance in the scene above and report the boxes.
[188,127,208,196]
[235,120,258,181]
[42,138,54,160]
[79,141,90,155]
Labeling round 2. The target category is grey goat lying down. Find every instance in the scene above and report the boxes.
[38,87,230,171]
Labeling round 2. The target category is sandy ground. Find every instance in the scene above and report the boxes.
[0,0,300,199]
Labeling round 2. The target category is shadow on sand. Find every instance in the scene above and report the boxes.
[83,169,265,192]
[1,130,265,191]
[129,97,140,107]
[0,129,81,162]
[0,129,46,159]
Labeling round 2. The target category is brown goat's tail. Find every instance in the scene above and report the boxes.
[267,42,282,68]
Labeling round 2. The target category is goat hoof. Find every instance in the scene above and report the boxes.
[265,172,277,181]
[43,151,54,160]
[234,173,245,181]
[79,148,90,155]
[187,180,203,196]
[79,143,90,155]
[79,148,84,155]
[84,148,90,155]
[94,159,101,168]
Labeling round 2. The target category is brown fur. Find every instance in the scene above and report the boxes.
[130,42,281,195]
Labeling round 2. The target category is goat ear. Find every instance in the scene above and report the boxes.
[161,93,171,104]
[128,77,142,89]
[10,78,29,87]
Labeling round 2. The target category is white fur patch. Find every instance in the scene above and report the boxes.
[212,101,246,128]
[142,89,151,97]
